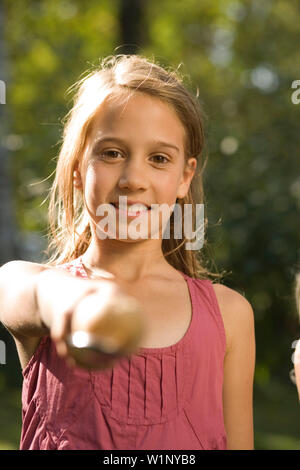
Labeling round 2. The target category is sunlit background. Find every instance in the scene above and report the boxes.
[1,0,300,449]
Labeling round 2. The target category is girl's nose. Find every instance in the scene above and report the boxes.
[118,157,148,191]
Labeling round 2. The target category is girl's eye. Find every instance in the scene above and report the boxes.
[99,150,122,160]
[151,155,169,165]
[96,151,169,165]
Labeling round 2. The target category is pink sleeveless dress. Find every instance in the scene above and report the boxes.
[20,258,227,450]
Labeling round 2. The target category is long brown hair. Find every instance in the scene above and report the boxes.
[45,54,223,280]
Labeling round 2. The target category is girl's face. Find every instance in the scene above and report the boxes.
[76,92,197,243]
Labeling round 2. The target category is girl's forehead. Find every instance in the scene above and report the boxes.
[88,92,186,143]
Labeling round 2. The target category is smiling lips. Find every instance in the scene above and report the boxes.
[110,201,151,217]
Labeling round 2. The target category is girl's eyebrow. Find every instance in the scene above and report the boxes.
[92,136,180,153]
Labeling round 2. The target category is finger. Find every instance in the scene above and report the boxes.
[55,339,68,357]
[65,355,77,368]
[51,308,73,342]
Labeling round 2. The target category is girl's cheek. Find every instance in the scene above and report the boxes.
[84,169,103,198]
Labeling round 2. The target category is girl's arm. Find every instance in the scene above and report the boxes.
[0,260,49,338]
[0,261,144,369]
[213,283,256,450]
[0,260,108,338]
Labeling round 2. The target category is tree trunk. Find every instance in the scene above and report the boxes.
[119,0,147,54]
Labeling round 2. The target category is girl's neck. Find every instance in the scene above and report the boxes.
[81,238,170,283]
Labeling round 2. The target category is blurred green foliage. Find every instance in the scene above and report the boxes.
[145,0,300,385]
[1,0,300,450]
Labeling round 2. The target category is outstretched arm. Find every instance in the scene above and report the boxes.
[213,284,256,450]
[0,260,144,370]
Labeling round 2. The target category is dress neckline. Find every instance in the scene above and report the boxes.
[72,256,195,355]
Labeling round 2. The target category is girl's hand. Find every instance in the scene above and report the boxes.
[37,271,145,370]
[68,285,145,370]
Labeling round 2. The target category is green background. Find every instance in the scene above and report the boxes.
[0,0,300,449]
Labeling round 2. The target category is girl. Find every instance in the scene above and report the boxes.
[0,55,255,450]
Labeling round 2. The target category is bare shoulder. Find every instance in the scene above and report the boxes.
[211,282,253,313]
[0,259,47,277]
[211,283,255,354]
[0,260,49,296]
[0,260,49,370]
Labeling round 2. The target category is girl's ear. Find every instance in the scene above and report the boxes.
[177,157,197,199]
[73,162,83,189]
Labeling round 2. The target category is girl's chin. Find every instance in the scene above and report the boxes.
[95,225,162,242]
[96,233,159,242]
[93,210,167,241]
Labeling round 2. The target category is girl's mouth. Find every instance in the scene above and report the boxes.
[110,202,151,217]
